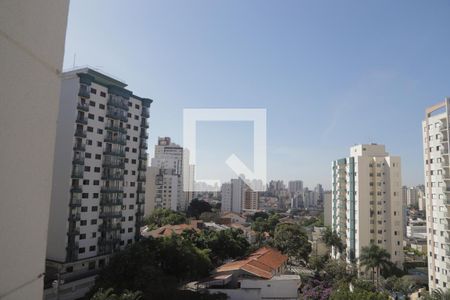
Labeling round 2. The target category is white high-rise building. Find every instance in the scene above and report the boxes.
[45,68,152,299]
[422,99,450,291]
[145,137,192,214]
[324,191,332,227]
[0,2,69,299]
[221,177,251,213]
[331,144,403,270]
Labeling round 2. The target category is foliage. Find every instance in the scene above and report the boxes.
[185,228,250,264]
[322,259,355,283]
[323,227,345,254]
[144,208,187,228]
[251,213,280,235]
[301,217,322,227]
[329,282,389,300]
[309,254,329,271]
[273,223,311,263]
[91,236,213,299]
[250,211,269,221]
[359,244,391,286]
[302,277,333,300]
[187,199,212,219]
[90,288,143,300]
[383,276,415,297]
[198,212,220,222]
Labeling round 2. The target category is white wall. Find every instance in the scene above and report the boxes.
[0,1,69,298]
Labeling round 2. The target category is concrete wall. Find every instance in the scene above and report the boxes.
[0,1,69,299]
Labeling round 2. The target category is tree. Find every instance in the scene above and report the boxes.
[198,212,219,222]
[429,288,450,300]
[323,226,345,255]
[91,288,143,300]
[329,282,389,300]
[384,276,415,298]
[273,223,311,263]
[145,208,186,228]
[187,199,212,219]
[359,244,391,287]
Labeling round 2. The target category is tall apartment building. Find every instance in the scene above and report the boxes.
[145,137,192,214]
[45,68,152,298]
[0,2,68,299]
[221,177,254,213]
[288,180,303,195]
[331,144,403,270]
[422,99,450,291]
[243,188,259,211]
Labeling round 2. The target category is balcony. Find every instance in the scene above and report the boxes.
[70,186,82,193]
[139,152,148,160]
[76,115,88,125]
[137,174,146,182]
[72,157,85,165]
[73,143,86,152]
[99,211,122,219]
[103,149,126,157]
[100,197,123,206]
[67,227,80,236]
[71,170,83,179]
[136,210,144,217]
[141,108,150,118]
[74,129,87,138]
[105,124,127,134]
[99,223,122,232]
[139,141,148,150]
[69,198,82,207]
[107,98,129,111]
[140,131,149,139]
[77,102,89,112]
[68,213,81,221]
[78,84,90,98]
[104,136,127,146]
[98,237,121,246]
[137,186,145,193]
[103,160,125,168]
[101,186,123,193]
[101,173,124,181]
[141,119,149,128]
[106,110,128,122]
[138,163,147,171]
[441,147,449,156]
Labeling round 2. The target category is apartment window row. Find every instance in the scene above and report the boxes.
[84,166,101,173]
[84,152,102,160]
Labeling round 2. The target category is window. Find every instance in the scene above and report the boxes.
[133,137,138,142]
[91,206,98,212]
[127,239,132,244]
[80,220,87,226]
[83,179,89,185]
[89,245,96,252]
[90,88,97,94]
[132,148,137,153]
[89,101,95,107]
[93,180,99,186]
[128,216,133,221]
[87,126,93,132]
[86,139,92,145]
[134,126,138,131]
[81,207,88,212]
[97,141,102,147]
[131,159,136,164]
[80,234,86,240]
[98,116,104,122]
[125,147,129,152]
[97,129,103,134]
[82,193,88,198]
[129,205,134,209]
[93,193,99,198]
[134,115,139,120]
[78,247,85,254]
[92,232,97,238]
[84,166,91,172]
[95,154,101,160]
[130,182,135,187]
[100,91,106,97]
[127,113,131,118]
[126,135,130,140]
[88,113,94,119]
[99,104,105,109]
[135,104,140,109]
[85,152,92,158]
[91,219,97,225]
[130,193,135,198]
[128,228,133,233]
[94,167,100,173]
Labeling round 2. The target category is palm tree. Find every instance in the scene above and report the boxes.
[359,244,391,288]
[323,226,345,256]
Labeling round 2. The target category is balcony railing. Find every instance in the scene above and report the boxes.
[71,170,83,179]
[101,186,123,193]
[77,102,89,112]
[70,186,82,193]
[101,173,124,181]
[99,223,122,232]
[139,152,148,160]
[137,186,145,193]
[69,198,82,207]
[76,115,88,125]
[139,141,148,150]
[140,131,149,139]
[141,119,149,128]
[141,108,150,118]
[106,110,128,122]
[103,160,125,168]
[73,143,86,152]
[67,227,80,236]
[98,237,121,246]
[104,136,127,146]
[105,125,127,134]
[103,149,126,157]
[99,211,122,219]
[100,197,123,206]
[74,129,87,138]
[107,98,129,111]
[72,157,85,165]
[78,85,90,98]
[138,163,147,171]
[137,174,146,182]
[68,213,81,221]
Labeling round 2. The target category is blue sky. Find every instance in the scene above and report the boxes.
[63,0,450,189]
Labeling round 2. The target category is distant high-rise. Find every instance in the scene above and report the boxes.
[422,99,450,291]
[146,137,192,214]
[288,180,303,195]
[46,68,151,298]
[331,144,404,271]
[221,177,257,213]
[323,191,332,227]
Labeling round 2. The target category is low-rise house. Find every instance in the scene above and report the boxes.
[309,226,328,257]
[193,247,301,300]
[141,220,204,238]
[219,212,247,225]
[229,223,257,244]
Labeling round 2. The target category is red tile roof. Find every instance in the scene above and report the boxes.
[215,247,287,279]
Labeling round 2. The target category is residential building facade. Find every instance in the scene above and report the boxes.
[45,68,152,299]
[331,144,404,270]
[422,99,450,291]
[0,1,69,299]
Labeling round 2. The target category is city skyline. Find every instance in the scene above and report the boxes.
[62,0,450,189]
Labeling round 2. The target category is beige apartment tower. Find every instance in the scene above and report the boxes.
[422,99,450,291]
[331,144,404,271]
[45,68,152,299]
